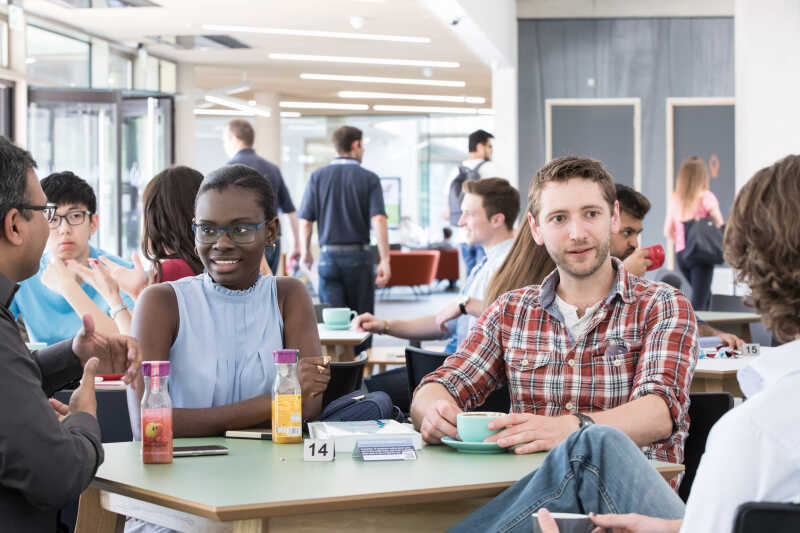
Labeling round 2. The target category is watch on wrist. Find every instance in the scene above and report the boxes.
[457,295,469,315]
[572,412,595,429]
[109,303,127,320]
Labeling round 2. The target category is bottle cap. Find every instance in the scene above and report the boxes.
[142,361,170,377]
[273,349,298,364]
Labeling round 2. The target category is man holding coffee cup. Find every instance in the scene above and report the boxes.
[412,156,696,484]
[613,184,743,349]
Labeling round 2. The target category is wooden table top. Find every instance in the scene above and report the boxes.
[92,437,683,522]
[695,311,761,325]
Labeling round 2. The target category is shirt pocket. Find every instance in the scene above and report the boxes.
[505,348,550,411]
[589,339,642,409]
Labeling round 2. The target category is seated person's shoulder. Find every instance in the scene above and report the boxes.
[276,276,308,297]
[630,276,691,308]
[137,282,177,309]
[498,285,544,310]
[725,370,800,447]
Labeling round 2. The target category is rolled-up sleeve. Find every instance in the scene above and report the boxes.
[631,287,698,431]
[417,296,509,411]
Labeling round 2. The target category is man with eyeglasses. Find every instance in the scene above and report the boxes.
[10,171,134,345]
[0,136,140,531]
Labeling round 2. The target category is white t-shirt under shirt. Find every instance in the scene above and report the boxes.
[555,295,603,340]
[679,339,800,532]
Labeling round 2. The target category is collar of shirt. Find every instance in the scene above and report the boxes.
[330,157,361,166]
[539,257,635,311]
[738,338,800,398]
[235,148,256,157]
[41,245,101,272]
[0,273,18,310]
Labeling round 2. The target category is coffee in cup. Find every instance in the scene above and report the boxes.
[456,411,505,442]
[643,244,665,271]
[322,307,357,327]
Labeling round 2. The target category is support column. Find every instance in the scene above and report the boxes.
[253,91,280,165]
[735,0,800,189]
[491,66,519,189]
[174,62,196,166]
[90,38,110,88]
[7,4,26,147]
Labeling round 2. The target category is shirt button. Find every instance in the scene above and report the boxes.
[521,359,528,367]
[565,402,574,410]
[568,359,575,367]
[614,359,622,367]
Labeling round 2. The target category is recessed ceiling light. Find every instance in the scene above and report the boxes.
[372,104,491,115]
[280,101,369,111]
[202,24,429,43]
[339,91,485,104]
[349,16,365,30]
[300,73,465,87]
[248,100,257,106]
[281,111,302,118]
[204,95,271,117]
[193,109,255,116]
[270,53,458,68]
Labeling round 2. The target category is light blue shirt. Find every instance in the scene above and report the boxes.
[167,273,283,408]
[10,246,134,346]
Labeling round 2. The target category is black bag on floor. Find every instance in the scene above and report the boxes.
[318,391,404,422]
[683,217,724,265]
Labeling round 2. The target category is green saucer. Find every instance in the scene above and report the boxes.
[321,323,350,330]
[441,436,507,454]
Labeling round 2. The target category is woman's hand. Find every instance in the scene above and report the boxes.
[98,253,148,299]
[67,258,122,305]
[298,356,331,400]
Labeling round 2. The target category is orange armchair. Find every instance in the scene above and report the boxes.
[383,250,441,297]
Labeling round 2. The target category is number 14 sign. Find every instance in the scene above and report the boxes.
[304,439,334,461]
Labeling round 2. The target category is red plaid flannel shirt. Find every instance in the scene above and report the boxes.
[420,259,698,471]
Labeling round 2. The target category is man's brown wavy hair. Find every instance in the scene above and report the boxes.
[724,154,800,343]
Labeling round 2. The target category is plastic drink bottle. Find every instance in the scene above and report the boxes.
[272,349,302,444]
[141,361,173,463]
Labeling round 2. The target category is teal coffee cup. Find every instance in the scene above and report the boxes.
[322,307,357,326]
[456,411,505,442]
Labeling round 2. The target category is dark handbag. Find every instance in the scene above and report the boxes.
[683,217,724,265]
[318,391,404,422]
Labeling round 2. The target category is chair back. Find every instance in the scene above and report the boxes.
[733,502,800,533]
[313,303,331,323]
[709,294,774,346]
[386,251,441,288]
[53,388,132,443]
[404,346,511,413]
[321,352,367,408]
[435,248,460,283]
[364,366,411,414]
[679,392,734,502]
[654,268,693,302]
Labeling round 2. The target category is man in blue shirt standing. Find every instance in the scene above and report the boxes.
[224,119,301,274]
[299,125,391,319]
[11,172,134,345]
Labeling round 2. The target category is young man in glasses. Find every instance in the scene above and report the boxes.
[11,171,134,345]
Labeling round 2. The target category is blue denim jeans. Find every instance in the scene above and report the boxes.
[676,250,714,311]
[264,237,281,275]
[449,425,685,533]
[318,249,376,316]
[460,242,485,277]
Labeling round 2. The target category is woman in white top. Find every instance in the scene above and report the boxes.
[663,156,724,310]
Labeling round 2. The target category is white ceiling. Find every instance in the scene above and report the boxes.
[24,0,493,113]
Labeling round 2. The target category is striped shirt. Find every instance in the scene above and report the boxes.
[420,258,698,467]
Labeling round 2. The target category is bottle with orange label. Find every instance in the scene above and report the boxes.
[141,361,173,463]
[271,349,302,444]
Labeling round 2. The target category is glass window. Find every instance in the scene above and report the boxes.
[107,49,133,89]
[26,25,90,87]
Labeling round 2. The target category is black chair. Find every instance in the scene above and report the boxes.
[321,352,368,408]
[54,388,133,532]
[733,502,800,533]
[709,293,775,346]
[364,366,410,414]
[313,303,331,324]
[404,346,510,413]
[679,392,734,502]
[653,268,693,303]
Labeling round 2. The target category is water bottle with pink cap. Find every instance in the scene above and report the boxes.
[141,361,173,463]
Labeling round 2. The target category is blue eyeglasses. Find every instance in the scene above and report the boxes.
[192,221,267,244]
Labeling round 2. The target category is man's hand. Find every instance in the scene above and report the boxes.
[49,357,100,421]
[622,248,652,278]
[67,258,122,305]
[589,513,682,533]
[435,301,462,332]
[698,323,745,351]
[301,251,314,271]
[485,413,579,454]
[98,254,148,299]
[536,509,561,533]
[375,258,391,288]
[41,259,80,296]
[353,313,384,333]
[72,314,140,387]
[419,399,462,443]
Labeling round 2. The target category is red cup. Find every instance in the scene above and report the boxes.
[643,244,665,271]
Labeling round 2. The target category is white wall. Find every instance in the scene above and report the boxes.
[735,0,800,189]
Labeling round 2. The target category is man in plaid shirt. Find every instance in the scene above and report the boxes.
[411,156,698,468]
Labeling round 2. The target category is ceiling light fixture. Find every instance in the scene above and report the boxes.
[280,111,302,118]
[202,24,429,43]
[300,73,465,87]
[339,91,485,104]
[204,95,271,117]
[270,53,458,68]
[193,109,255,116]
[372,104,492,115]
[280,101,369,111]
[225,84,251,95]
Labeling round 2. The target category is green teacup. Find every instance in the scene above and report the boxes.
[322,307,357,327]
[456,411,505,442]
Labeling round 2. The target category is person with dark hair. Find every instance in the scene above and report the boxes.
[224,119,301,274]
[0,136,140,532]
[412,156,696,490]
[448,154,800,533]
[10,171,134,345]
[429,226,455,250]
[299,125,391,321]
[447,129,498,276]
[354,178,518,353]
